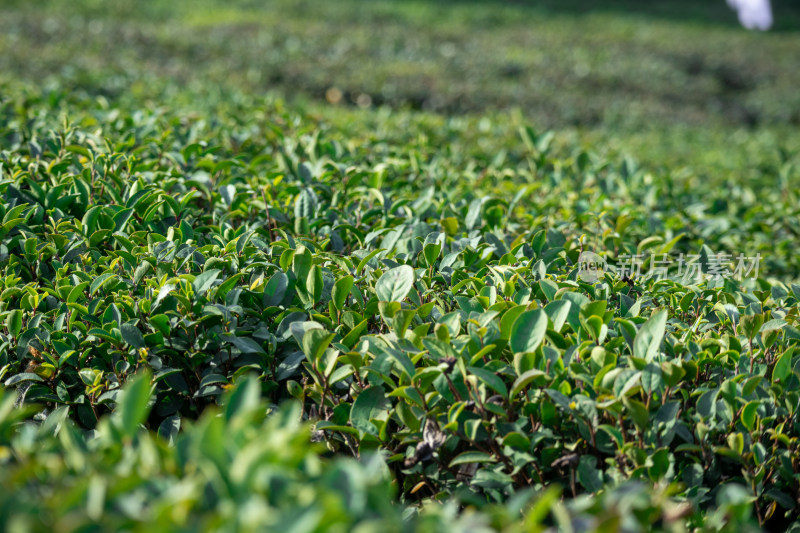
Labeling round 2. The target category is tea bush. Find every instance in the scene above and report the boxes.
[0,85,798,530]
[2,0,800,530]
[0,376,769,533]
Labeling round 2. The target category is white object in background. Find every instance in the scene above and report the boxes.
[727,0,773,30]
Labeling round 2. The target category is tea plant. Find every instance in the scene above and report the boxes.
[1,0,800,527]
[0,85,798,530]
[0,376,768,532]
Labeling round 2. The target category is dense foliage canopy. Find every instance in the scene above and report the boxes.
[1,0,800,531]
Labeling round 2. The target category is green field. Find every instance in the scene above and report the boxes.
[1,1,800,531]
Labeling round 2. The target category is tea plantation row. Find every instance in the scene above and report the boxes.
[0,86,799,531]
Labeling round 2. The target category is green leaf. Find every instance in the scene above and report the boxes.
[622,397,650,431]
[292,246,312,283]
[633,309,667,362]
[449,451,497,467]
[6,309,22,338]
[467,366,508,399]
[294,188,317,218]
[88,327,121,344]
[153,284,175,309]
[577,456,604,492]
[544,300,571,332]
[422,237,442,267]
[759,319,786,333]
[66,282,89,304]
[157,415,181,445]
[524,487,563,525]
[235,229,254,255]
[499,305,526,340]
[301,329,335,364]
[341,318,368,348]
[740,313,764,340]
[120,323,146,350]
[90,273,116,296]
[741,401,758,431]
[380,343,415,379]
[510,369,545,397]
[306,265,323,305]
[727,432,745,456]
[192,269,221,295]
[263,271,289,307]
[219,184,236,206]
[40,405,70,436]
[89,229,111,247]
[227,335,266,355]
[314,421,360,436]
[465,198,482,230]
[112,207,135,232]
[545,389,573,411]
[509,308,547,354]
[598,424,623,448]
[350,385,389,436]
[81,205,103,234]
[213,273,243,301]
[332,275,354,311]
[133,262,153,285]
[641,363,664,394]
[539,279,558,302]
[356,248,385,275]
[392,308,416,339]
[772,346,794,383]
[114,372,152,438]
[647,448,670,481]
[5,373,44,386]
[376,265,415,303]
[223,376,260,422]
[3,203,29,225]
[149,314,171,337]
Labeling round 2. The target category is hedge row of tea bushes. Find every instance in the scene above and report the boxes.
[5,0,800,129]
[0,86,799,531]
[1,377,753,533]
[1,375,767,533]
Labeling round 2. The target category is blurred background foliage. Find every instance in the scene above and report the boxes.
[2,0,800,176]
